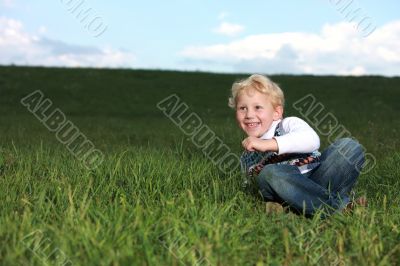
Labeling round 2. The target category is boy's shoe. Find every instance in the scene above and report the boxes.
[343,196,368,214]
[265,202,284,214]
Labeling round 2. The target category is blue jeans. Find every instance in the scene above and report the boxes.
[256,138,365,216]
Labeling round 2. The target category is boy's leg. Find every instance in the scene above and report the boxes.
[256,164,348,216]
[308,138,365,197]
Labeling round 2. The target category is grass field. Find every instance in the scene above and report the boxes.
[0,65,399,265]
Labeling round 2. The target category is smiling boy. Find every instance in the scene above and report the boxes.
[229,74,366,216]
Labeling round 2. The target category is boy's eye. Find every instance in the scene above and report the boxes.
[255,105,263,109]
[238,106,246,111]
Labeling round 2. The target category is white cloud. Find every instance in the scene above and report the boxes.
[38,26,47,35]
[182,20,400,76]
[0,17,135,68]
[1,0,14,8]
[213,22,245,37]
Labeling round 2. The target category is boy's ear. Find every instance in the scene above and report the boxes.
[273,105,283,120]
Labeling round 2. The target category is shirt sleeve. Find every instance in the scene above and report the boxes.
[273,117,320,155]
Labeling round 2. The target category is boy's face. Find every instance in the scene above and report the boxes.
[235,88,282,137]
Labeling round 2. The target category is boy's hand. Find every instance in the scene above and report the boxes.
[242,137,279,152]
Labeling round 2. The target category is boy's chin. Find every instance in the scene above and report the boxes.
[239,125,265,138]
[244,130,262,138]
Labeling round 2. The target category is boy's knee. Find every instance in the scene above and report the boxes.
[333,138,365,167]
[256,165,284,199]
[333,138,361,150]
[256,165,275,186]
[333,137,355,147]
[258,164,279,180]
[257,164,292,186]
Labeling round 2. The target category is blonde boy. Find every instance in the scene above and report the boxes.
[229,74,365,216]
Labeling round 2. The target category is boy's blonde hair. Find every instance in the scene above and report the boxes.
[228,74,285,109]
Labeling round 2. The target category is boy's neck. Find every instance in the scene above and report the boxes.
[259,119,282,139]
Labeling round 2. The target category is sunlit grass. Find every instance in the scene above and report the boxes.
[0,66,399,265]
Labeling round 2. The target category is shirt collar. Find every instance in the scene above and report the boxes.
[260,119,282,140]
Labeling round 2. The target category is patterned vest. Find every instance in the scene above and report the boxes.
[240,121,321,178]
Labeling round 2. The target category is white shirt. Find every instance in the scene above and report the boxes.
[260,116,320,155]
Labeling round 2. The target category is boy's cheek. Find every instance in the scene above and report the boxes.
[235,111,240,121]
[236,121,246,131]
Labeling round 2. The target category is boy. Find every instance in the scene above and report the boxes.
[229,74,365,216]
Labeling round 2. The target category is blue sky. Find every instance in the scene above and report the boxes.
[1,0,399,75]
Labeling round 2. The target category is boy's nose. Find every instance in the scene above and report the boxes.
[245,109,255,118]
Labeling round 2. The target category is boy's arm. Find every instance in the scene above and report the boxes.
[273,116,320,154]
[242,137,278,152]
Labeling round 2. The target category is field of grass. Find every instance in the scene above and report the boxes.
[0,65,399,265]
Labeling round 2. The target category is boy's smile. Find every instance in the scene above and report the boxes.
[235,89,282,137]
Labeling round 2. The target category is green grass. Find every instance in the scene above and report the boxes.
[0,66,399,265]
